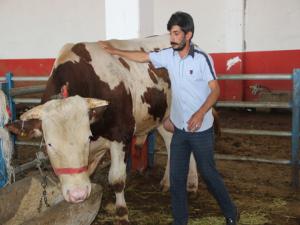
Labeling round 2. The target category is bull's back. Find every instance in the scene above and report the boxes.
[85,36,172,135]
[104,36,172,134]
[43,35,172,141]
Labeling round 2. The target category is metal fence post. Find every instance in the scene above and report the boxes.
[292,69,300,188]
[5,72,17,158]
[5,73,16,120]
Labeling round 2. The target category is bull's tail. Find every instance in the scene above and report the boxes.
[212,108,221,137]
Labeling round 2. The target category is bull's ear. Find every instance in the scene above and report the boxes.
[20,104,44,121]
[88,105,108,124]
[85,98,109,124]
[5,119,42,139]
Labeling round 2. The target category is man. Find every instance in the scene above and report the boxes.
[100,11,238,225]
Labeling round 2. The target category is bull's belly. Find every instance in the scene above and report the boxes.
[134,112,169,135]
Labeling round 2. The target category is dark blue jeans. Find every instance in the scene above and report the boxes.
[170,126,236,225]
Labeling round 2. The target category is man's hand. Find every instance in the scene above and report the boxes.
[187,80,220,132]
[99,41,118,55]
[99,41,149,63]
[187,110,205,132]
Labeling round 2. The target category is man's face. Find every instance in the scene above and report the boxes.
[169,25,187,51]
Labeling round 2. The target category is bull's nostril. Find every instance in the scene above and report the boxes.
[68,188,89,203]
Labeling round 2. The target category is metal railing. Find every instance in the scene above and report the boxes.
[1,70,300,187]
[217,71,300,188]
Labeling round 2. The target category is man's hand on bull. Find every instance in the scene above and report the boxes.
[187,110,205,132]
[99,41,149,63]
[99,41,118,55]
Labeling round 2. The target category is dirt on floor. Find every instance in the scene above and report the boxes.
[12,108,300,225]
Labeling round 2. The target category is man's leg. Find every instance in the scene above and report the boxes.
[170,128,191,225]
[147,130,156,169]
[189,127,237,219]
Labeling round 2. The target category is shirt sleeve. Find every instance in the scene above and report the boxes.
[202,54,217,81]
[149,49,170,69]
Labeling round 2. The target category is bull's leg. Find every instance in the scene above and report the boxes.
[157,125,198,193]
[157,125,171,192]
[108,141,129,224]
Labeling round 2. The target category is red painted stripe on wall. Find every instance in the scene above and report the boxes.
[1,50,300,101]
[211,49,300,101]
[0,58,55,76]
[211,52,244,101]
[241,50,298,101]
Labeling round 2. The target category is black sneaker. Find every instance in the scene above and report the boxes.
[226,217,237,225]
[226,208,240,225]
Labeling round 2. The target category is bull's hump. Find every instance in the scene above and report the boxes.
[54,43,79,68]
[71,43,92,63]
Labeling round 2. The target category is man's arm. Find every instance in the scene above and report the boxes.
[99,41,150,63]
[187,80,220,132]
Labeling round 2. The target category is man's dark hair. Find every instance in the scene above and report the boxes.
[167,11,194,38]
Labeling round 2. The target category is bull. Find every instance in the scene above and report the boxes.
[7,35,205,224]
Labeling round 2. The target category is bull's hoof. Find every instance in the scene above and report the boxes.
[187,182,198,193]
[116,206,128,217]
[161,185,170,192]
[160,179,170,192]
[116,219,130,225]
[116,206,129,225]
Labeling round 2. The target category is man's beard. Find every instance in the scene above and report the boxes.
[171,39,187,51]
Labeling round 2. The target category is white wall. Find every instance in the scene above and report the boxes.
[152,0,245,53]
[105,0,139,39]
[153,0,300,53]
[0,0,105,59]
[139,0,154,37]
[1,0,299,59]
[245,0,300,51]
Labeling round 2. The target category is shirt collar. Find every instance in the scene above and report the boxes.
[188,43,195,58]
[172,42,195,58]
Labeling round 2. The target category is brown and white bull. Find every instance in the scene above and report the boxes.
[7,35,200,224]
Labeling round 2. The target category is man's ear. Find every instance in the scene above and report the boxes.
[5,119,42,139]
[185,31,193,41]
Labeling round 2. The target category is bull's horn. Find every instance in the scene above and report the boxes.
[85,98,109,109]
[20,104,44,121]
[20,98,108,121]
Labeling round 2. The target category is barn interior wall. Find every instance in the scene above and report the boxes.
[245,0,300,52]
[139,0,154,37]
[152,0,245,53]
[152,0,300,53]
[1,0,300,101]
[105,0,139,39]
[0,0,106,59]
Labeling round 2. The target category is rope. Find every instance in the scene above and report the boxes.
[0,90,9,125]
[0,90,14,186]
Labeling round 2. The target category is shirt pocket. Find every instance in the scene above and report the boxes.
[185,66,203,81]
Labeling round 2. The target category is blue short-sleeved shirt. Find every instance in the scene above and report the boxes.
[149,44,217,132]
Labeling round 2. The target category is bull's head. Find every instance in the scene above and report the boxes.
[6,95,108,203]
